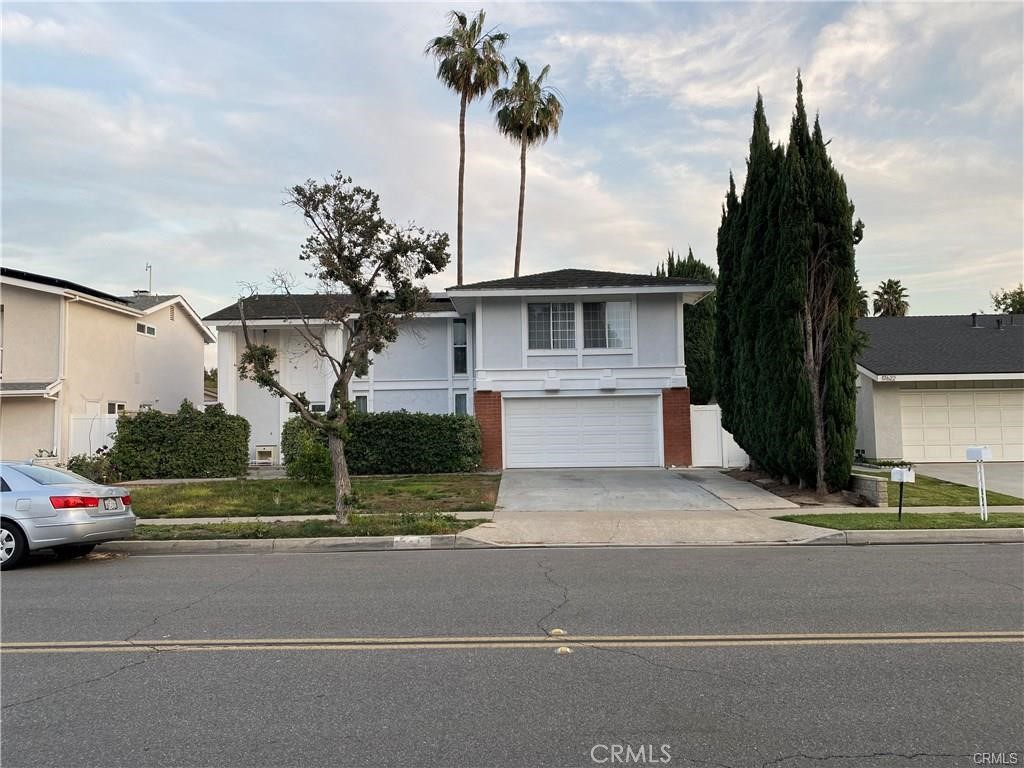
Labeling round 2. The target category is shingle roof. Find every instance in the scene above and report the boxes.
[0,381,57,393]
[857,315,1024,376]
[1,267,127,304]
[449,268,713,291]
[118,294,179,310]
[203,294,456,322]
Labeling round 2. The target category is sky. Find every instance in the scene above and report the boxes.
[3,1,1023,363]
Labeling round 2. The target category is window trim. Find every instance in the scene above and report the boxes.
[107,401,127,415]
[136,323,156,337]
[452,319,468,376]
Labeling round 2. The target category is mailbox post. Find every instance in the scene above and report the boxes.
[890,467,915,521]
[966,446,992,521]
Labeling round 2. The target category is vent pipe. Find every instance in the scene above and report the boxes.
[971,312,977,327]
[996,318,1003,331]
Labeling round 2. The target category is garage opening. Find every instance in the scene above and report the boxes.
[503,395,661,468]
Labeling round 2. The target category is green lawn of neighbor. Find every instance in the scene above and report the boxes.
[855,471,1024,507]
[776,512,1024,530]
[129,474,500,519]
[132,514,484,540]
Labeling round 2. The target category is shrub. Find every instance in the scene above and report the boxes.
[280,410,482,478]
[66,448,118,483]
[109,401,250,480]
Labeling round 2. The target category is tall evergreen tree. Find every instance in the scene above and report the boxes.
[715,174,740,434]
[657,248,717,405]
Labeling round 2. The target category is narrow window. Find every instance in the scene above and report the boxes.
[453,319,467,374]
[454,393,467,415]
[136,322,147,335]
[354,395,368,413]
[528,303,575,350]
[310,403,326,413]
[146,325,156,336]
[583,301,631,349]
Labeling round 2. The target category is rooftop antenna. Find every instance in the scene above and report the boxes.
[145,263,152,294]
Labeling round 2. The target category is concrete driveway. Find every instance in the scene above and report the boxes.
[915,462,1024,498]
[470,468,817,546]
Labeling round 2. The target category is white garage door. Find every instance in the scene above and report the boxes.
[900,388,1024,462]
[504,396,661,468]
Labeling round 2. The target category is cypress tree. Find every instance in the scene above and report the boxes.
[715,174,740,435]
[658,248,717,405]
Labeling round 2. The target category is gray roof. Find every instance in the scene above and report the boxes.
[0,381,57,393]
[857,314,1024,376]
[203,294,456,322]
[449,268,713,291]
[118,294,179,310]
[1,267,126,304]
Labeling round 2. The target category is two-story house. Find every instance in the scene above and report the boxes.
[0,267,215,460]
[205,269,714,469]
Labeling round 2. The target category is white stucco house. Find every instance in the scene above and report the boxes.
[0,267,216,461]
[855,314,1024,462]
[204,269,715,469]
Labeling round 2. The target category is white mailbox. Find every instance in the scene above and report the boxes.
[890,467,915,483]
[966,446,992,461]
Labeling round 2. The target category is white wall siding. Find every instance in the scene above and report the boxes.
[636,294,678,366]
[373,388,449,414]
[374,318,449,381]
[480,298,522,369]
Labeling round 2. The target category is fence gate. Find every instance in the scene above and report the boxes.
[690,404,749,468]
[68,415,118,457]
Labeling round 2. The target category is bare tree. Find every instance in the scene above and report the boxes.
[237,173,449,522]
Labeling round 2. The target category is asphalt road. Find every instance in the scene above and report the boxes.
[2,545,1022,768]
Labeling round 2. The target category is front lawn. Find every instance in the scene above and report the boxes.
[129,474,500,519]
[776,512,1024,530]
[855,471,1024,507]
[132,514,484,540]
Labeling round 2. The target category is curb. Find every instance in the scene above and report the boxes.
[101,533,494,555]
[98,528,1024,555]
[801,528,1024,546]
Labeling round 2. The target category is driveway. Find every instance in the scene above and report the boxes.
[915,462,1024,498]
[473,468,815,546]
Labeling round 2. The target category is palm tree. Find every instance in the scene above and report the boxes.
[491,58,563,277]
[872,279,910,317]
[856,284,869,318]
[426,10,508,286]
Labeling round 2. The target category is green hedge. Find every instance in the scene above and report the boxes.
[281,411,482,478]
[109,401,250,480]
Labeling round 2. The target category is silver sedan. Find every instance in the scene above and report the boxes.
[0,461,137,570]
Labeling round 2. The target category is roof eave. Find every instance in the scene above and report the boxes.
[445,284,715,298]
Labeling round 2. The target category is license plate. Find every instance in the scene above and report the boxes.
[103,498,118,511]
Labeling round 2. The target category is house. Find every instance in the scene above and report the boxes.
[0,267,216,460]
[204,269,715,468]
[855,314,1024,462]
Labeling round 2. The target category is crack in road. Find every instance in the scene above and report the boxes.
[535,559,571,634]
[3,567,259,712]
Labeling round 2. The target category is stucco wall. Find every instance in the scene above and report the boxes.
[374,318,449,381]
[856,376,903,460]
[636,294,678,366]
[1,285,61,382]
[373,388,449,414]
[135,303,206,411]
[0,398,55,460]
[480,298,522,369]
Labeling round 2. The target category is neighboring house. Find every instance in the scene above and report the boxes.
[204,269,714,468]
[856,314,1024,462]
[0,267,215,460]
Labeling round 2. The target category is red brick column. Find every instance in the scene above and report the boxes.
[662,388,692,467]
[474,391,503,470]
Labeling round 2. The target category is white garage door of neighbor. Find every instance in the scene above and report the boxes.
[900,388,1024,462]
[504,396,662,468]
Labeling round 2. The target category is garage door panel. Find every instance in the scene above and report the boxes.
[505,396,661,468]
[900,387,1024,463]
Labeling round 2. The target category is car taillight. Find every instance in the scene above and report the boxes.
[121,495,132,507]
[49,496,100,509]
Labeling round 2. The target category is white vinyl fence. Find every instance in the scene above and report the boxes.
[68,415,119,457]
[691,404,749,468]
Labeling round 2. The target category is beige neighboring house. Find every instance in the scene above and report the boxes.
[0,267,215,461]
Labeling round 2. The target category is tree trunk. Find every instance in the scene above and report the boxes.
[803,310,827,495]
[514,134,527,277]
[457,93,468,286]
[328,432,352,524]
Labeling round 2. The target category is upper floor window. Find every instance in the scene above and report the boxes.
[453,319,467,375]
[137,323,156,337]
[528,302,575,350]
[583,301,632,349]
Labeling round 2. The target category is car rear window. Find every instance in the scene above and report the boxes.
[9,465,95,486]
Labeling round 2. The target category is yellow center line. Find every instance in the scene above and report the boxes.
[2,631,1021,654]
